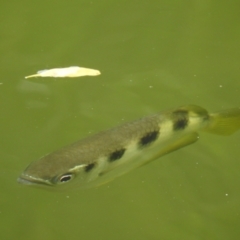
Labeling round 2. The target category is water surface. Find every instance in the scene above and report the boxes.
[1,1,240,239]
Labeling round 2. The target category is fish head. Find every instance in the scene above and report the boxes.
[17,151,92,189]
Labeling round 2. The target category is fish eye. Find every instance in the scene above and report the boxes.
[58,173,73,183]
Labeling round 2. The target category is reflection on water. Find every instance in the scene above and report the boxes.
[17,80,51,109]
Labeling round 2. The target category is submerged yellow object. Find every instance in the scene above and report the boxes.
[17,105,240,190]
[25,66,101,79]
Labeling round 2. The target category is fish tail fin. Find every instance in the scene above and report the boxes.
[203,108,240,136]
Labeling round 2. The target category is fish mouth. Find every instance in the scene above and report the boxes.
[17,174,72,191]
[17,174,52,187]
[17,176,35,185]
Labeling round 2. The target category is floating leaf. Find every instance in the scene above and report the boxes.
[25,66,101,79]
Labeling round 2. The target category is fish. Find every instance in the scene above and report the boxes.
[17,105,240,190]
[25,66,101,79]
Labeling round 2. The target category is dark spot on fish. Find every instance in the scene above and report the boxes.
[109,149,126,162]
[139,130,159,147]
[85,162,96,172]
[172,110,189,131]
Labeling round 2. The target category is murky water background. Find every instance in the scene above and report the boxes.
[1,1,240,239]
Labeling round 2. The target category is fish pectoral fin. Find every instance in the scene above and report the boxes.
[90,133,199,188]
[140,132,199,167]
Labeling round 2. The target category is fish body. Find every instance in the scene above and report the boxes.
[18,105,240,189]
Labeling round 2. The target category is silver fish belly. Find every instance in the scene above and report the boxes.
[17,105,240,189]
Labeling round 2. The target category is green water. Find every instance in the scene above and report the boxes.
[1,1,240,239]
